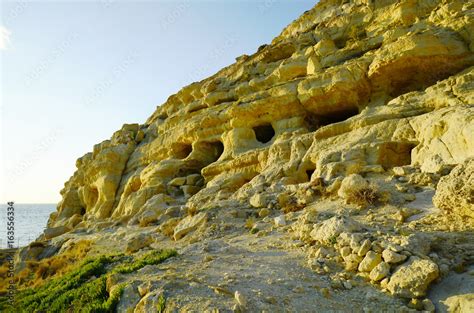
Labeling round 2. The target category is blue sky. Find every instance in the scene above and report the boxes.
[0,0,315,203]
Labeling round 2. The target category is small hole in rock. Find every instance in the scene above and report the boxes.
[157,113,168,120]
[253,124,275,144]
[334,38,347,49]
[306,169,315,181]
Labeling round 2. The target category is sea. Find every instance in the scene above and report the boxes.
[0,203,56,249]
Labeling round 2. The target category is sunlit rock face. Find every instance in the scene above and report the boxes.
[48,0,474,229]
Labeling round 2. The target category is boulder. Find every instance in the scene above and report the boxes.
[274,215,287,227]
[173,212,207,240]
[44,225,70,240]
[370,262,390,282]
[382,249,407,264]
[443,294,474,313]
[169,177,186,187]
[387,257,439,298]
[126,233,154,253]
[337,174,370,202]
[186,174,203,185]
[358,251,382,272]
[249,193,270,208]
[433,158,474,218]
[310,216,361,245]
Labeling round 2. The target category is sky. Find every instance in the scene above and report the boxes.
[0,0,315,204]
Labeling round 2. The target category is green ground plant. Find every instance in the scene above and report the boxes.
[0,249,177,313]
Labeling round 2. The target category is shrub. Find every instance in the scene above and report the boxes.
[244,217,256,229]
[0,249,177,313]
[346,184,379,207]
[113,249,177,274]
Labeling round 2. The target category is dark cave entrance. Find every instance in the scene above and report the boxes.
[253,124,275,144]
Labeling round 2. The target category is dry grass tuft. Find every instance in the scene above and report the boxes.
[346,184,379,207]
[245,217,256,229]
[2,239,93,291]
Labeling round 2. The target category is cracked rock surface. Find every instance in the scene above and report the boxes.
[10,0,474,312]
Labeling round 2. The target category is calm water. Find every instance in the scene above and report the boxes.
[0,203,56,249]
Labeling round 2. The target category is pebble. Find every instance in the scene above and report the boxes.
[321,287,331,298]
[408,298,423,310]
[235,290,247,307]
[369,261,390,281]
[274,215,287,227]
[343,281,353,290]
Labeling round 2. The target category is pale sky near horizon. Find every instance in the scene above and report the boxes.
[0,0,316,204]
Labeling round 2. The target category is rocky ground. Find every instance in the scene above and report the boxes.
[2,0,474,311]
[11,161,472,312]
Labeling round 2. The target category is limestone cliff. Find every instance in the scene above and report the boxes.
[23,0,474,311]
[49,0,473,229]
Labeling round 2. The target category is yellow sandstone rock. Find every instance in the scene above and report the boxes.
[28,2,474,311]
[48,0,473,245]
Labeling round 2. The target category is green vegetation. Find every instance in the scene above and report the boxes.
[157,293,166,313]
[0,249,177,313]
[114,249,177,275]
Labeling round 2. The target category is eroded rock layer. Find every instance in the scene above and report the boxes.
[34,1,474,310]
[50,0,474,228]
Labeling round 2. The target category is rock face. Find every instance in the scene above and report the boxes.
[46,0,474,234]
[433,158,474,218]
[15,1,473,311]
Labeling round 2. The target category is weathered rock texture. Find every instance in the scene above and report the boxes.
[48,0,474,231]
[18,1,473,311]
[433,158,474,218]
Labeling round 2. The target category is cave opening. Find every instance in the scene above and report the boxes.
[388,60,469,98]
[253,124,275,144]
[377,142,417,169]
[318,107,359,126]
[306,169,315,181]
[173,143,193,159]
[305,107,359,131]
[208,141,224,162]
